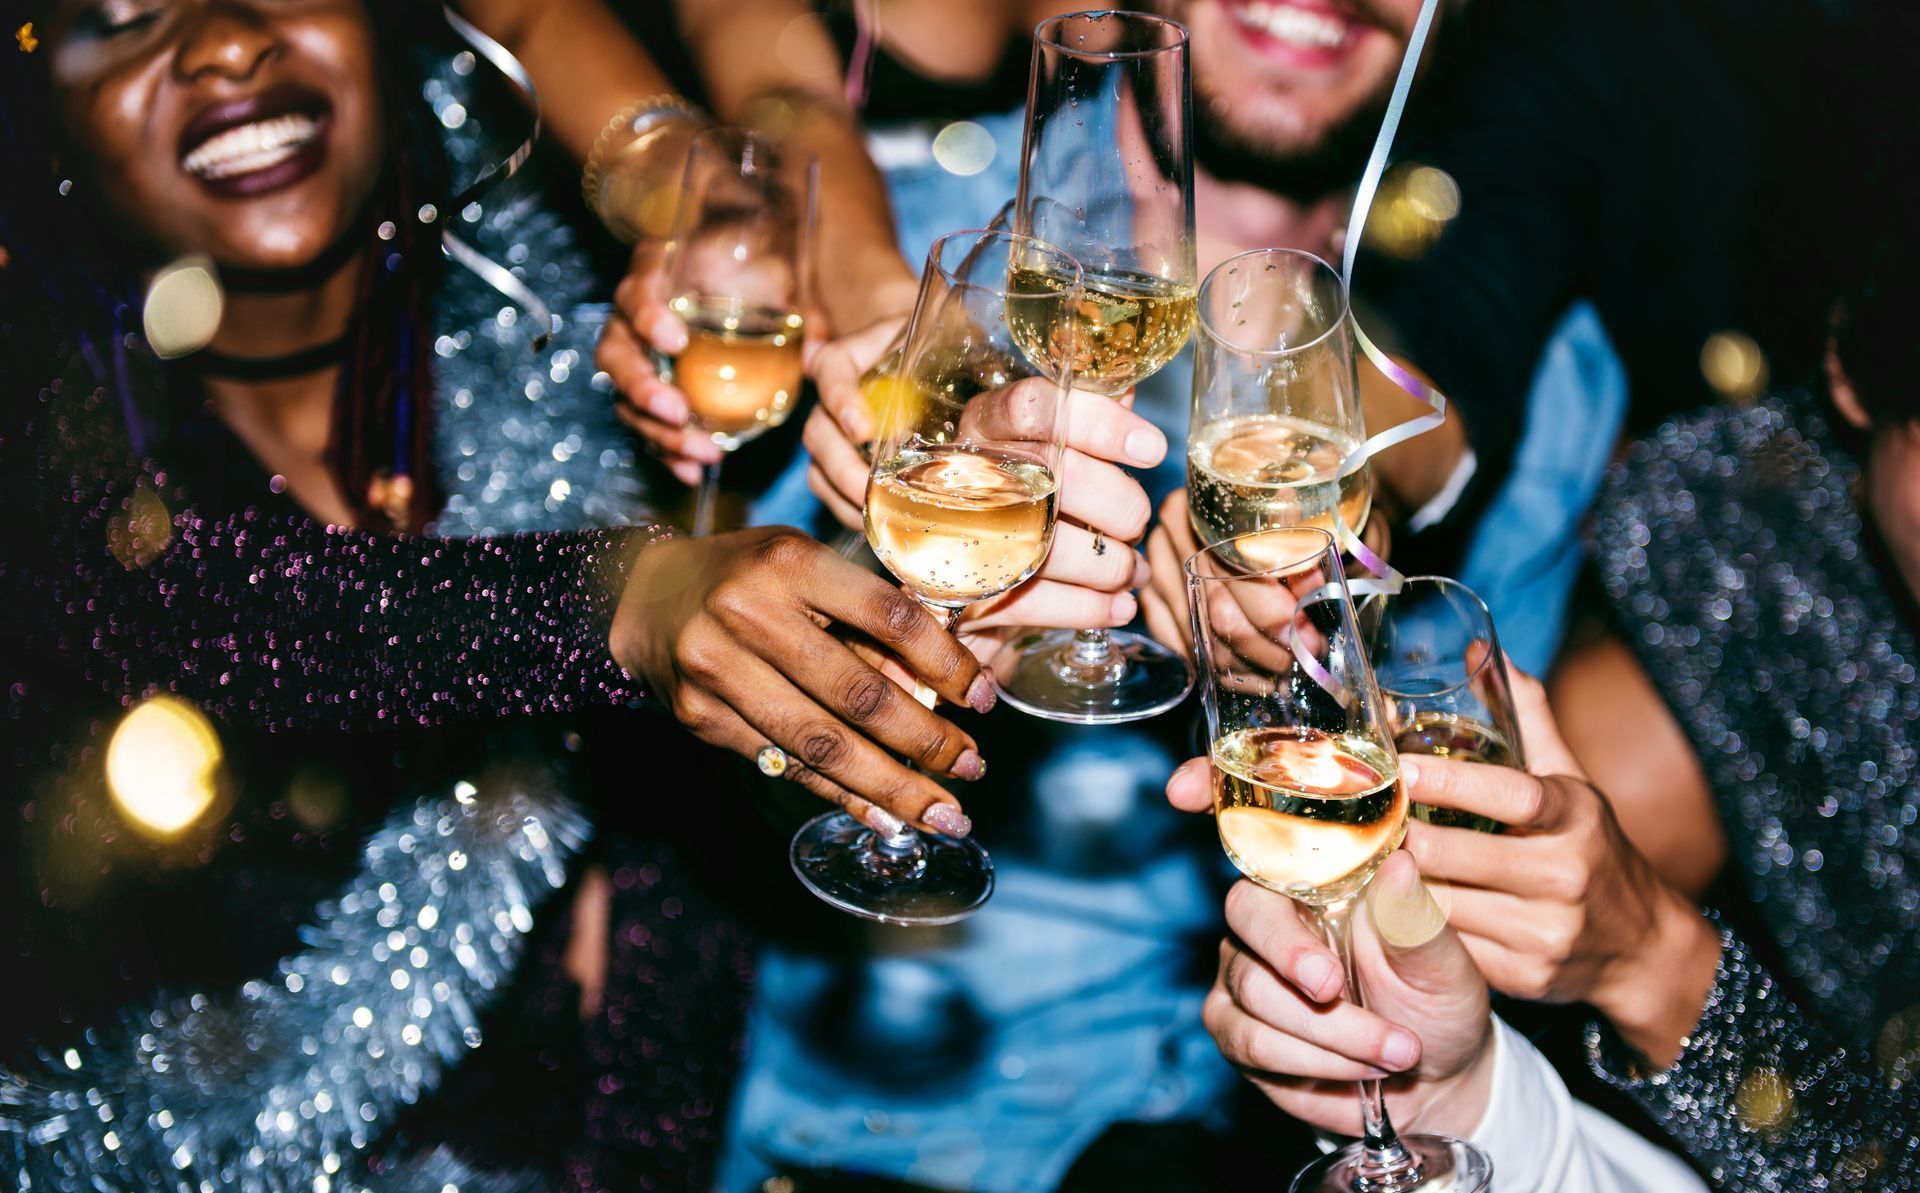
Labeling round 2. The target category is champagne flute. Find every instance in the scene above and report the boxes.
[1185,529,1493,1193]
[1189,248,1368,573]
[656,127,817,536]
[990,9,1199,724]
[789,228,1082,925]
[1364,577,1525,833]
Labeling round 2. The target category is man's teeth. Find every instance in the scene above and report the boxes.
[1234,1,1350,49]
[183,114,319,180]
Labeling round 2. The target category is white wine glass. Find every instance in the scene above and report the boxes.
[789,228,1082,925]
[991,8,1200,724]
[656,127,817,535]
[1189,247,1368,573]
[1364,576,1525,834]
[1185,528,1493,1193]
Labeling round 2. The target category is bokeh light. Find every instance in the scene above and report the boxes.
[1364,163,1461,260]
[1700,330,1769,400]
[1876,1004,1920,1088]
[1734,1066,1795,1135]
[932,122,997,177]
[105,696,223,837]
[106,484,173,570]
[142,257,224,359]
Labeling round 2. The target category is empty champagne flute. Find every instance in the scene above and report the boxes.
[991,8,1199,724]
[656,127,816,535]
[1186,528,1492,1193]
[1364,577,1525,833]
[1189,248,1368,573]
[789,229,1082,925]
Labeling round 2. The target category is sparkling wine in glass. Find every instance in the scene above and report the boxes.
[1189,248,1369,573]
[990,8,1199,724]
[1364,576,1526,834]
[790,228,1081,925]
[656,127,816,535]
[1186,529,1493,1193]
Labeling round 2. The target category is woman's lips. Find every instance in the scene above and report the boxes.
[178,84,333,199]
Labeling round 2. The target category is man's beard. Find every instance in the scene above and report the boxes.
[1191,86,1394,202]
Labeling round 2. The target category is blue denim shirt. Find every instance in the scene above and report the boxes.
[723,107,1625,1192]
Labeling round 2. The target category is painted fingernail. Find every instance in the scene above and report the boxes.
[865,805,907,836]
[924,803,972,837]
[1381,1030,1419,1070]
[1124,426,1168,466]
[952,749,986,781]
[1295,953,1337,1000]
[967,675,998,714]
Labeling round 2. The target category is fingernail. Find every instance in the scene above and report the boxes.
[1381,1030,1419,1070]
[952,749,986,781]
[967,676,997,714]
[1110,592,1137,624]
[865,805,907,836]
[654,392,689,424]
[1132,552,1151,588]
[1400,758,1419,787]
[654,319,688,354]
[924,803,972,837]
[1296,953,1337,1000]
[1124,426,1168,466]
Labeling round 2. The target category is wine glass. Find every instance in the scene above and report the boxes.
[990,9,1199,724]
[789,228,1082,925]
[655,127,817,535]
[1185,528,1493,1193]
[1189,248,1368,573]
[1364,577,1526,833]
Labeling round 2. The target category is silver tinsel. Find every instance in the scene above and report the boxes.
[1,781,587,1192]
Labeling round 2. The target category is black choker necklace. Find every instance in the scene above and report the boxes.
[186,333,352,380]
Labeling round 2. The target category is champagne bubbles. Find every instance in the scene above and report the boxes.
[933,121,997,177]
[142,256,224,359]
[105,696,224,837]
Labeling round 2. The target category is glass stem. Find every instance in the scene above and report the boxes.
[1070,627,1120,666]
[692,459,723,537]
[908,595,964,707]
[1317,899,1424,1189]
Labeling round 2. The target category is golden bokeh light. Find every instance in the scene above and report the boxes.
[1700,330,1769,400]
[932,121,997,177]
[1734,1066,1795,1135]
[1364,164,1461,260]
[105,696,223,838]
[1876,1004,1920,1089]
[106,484,174,570]
[143,257,225,359]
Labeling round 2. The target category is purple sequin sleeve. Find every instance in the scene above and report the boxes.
[5,384,673,732]
[1587,928,1919,1189]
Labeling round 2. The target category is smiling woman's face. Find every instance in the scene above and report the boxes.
[44,0,384,272]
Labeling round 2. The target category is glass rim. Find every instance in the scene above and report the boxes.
[924,227,1084,296]
[1033,9,1191,60]
[1183,525,1339,583]
[1195,246,1350,359]
[1367,575,1505,699]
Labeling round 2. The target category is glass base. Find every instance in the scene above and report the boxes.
[988,628,1194,725]
[1290,1134,1491,1193]
[790,811,993,926]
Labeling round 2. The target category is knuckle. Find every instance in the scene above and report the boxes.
[835,669,892,724]
[797,725,851,770]
[872,588,928,641]
[753,529,815,573]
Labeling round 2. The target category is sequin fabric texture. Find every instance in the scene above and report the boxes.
[1589,391,1920,1189]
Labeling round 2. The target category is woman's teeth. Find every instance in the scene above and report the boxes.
[1233,2,1350,49]
[182,114,320,180]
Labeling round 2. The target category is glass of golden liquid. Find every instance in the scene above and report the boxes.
[1186,528,1492,1193]
[1362,576,1526,833]
[1188,248,1368,575]
[656,127,816,535]
[990,9,1200,724]
[790,228,1082,925]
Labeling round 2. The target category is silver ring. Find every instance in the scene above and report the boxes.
[755,746,790,777]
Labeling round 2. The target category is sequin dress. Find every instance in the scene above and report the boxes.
[1588,391,1920,1189]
